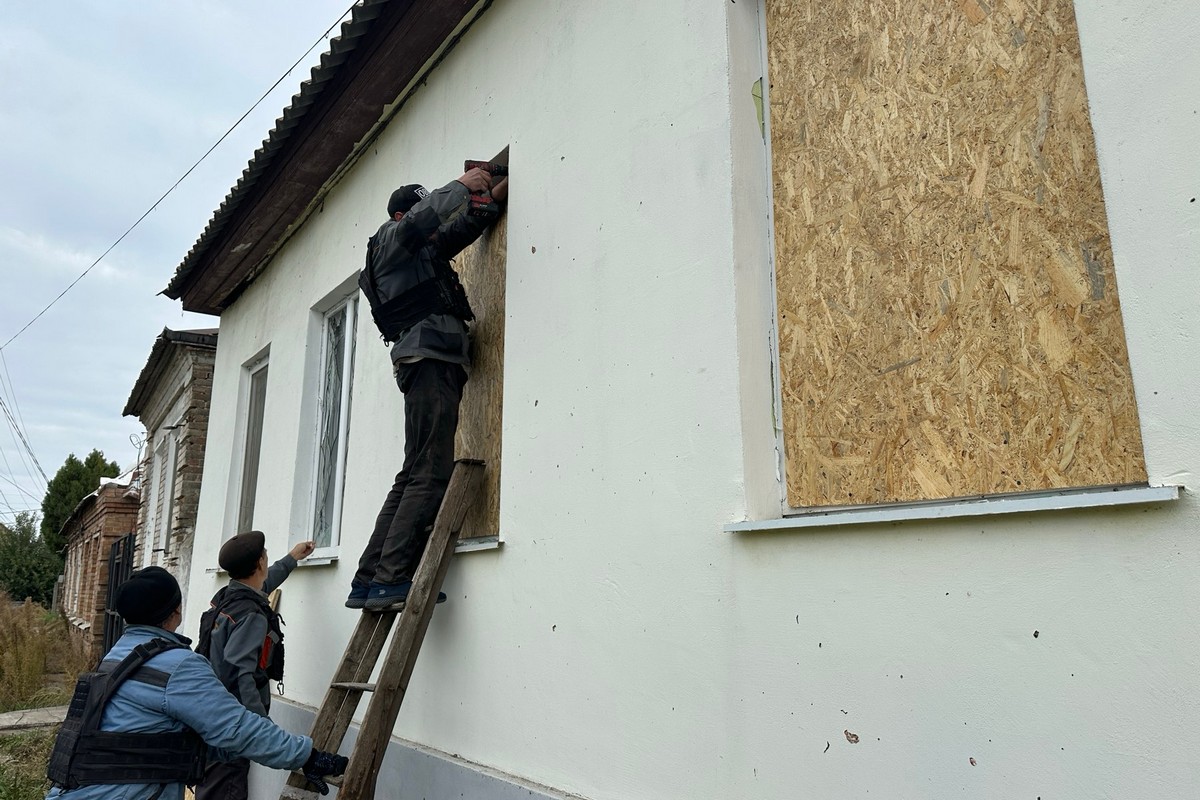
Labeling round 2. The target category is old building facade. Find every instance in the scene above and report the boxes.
[163,2,1199,798]
[122,327,217,616]
[59,476,139,663]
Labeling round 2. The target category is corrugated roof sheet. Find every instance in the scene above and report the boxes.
[163,0,387,300]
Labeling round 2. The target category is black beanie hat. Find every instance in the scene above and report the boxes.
[387,184,430,216]
[114,566,182,626]
[219,530,267,579]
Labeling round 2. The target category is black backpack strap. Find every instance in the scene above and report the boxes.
[101,640,187,702]
[78,639,188,734]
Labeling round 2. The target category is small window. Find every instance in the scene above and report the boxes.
[311,297,357,548]
[153,433,178,558]
[141,453,162,567]
[237,357,270,533]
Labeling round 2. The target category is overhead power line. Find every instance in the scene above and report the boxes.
[0,394,47,485]
[0,350,44,494]
[0,1,359,353]
[0,468,42,506]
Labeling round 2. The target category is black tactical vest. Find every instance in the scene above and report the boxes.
[359,220,474,343]
[47,638,207,790]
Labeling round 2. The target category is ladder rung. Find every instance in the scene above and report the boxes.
[329,681,376,692]
[286,772,342,793]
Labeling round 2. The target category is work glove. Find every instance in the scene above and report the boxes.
[302,748,349,796]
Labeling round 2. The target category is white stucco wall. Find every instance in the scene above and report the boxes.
[187,1,1200,798]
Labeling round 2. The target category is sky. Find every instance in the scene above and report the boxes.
[0,2,354,527]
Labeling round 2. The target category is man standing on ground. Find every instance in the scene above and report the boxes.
[349,165,508,611]
[45,566,345,799]
[195,531,315,800]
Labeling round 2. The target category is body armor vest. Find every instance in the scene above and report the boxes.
[360,224,474,343]
[47,638,207,790]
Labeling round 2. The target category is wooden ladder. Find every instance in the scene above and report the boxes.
[280,459,485,800]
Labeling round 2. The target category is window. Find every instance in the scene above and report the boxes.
[237,357,269,533]
[311,297,357,548]
[152,432,178,558]
[763,0,1146,510]
[140,453,161,568]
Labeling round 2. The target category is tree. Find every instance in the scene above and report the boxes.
[0,511,62,607]
[40,449,120,554]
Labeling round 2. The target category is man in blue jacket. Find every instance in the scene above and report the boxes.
[45,566,345,800]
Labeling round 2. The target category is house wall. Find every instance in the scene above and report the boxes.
[186,1,1200,798]
[133,344,214,616]
[61,486,139,663]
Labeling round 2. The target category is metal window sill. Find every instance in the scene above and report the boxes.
[456,536,501,553]
[724,484,1183,533]
[293,556,338,568]
[203,540,500,575]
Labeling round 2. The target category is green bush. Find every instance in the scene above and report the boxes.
[0,513,61,608]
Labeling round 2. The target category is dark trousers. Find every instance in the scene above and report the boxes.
[356,358,467,585]
[194,757,250,800]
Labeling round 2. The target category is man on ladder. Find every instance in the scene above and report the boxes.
[349,163,508,612]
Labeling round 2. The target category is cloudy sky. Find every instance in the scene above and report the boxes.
[0,2,352,526]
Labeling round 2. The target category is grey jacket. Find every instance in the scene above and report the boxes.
[367,179,495,365]
[205,555,296,717]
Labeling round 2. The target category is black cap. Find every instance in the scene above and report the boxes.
[219,530,266,579]
[114,566,182,626]
[387,184,430,216]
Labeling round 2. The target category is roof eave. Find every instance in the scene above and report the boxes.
[164,0,492,315]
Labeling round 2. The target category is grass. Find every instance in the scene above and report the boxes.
[0,595,88,714]
[0,729,55,800]
[0,594,89,800]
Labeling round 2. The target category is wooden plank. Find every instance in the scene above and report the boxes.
[337,459,485,800]
[766,0,1147,507]
[455,146,508,539]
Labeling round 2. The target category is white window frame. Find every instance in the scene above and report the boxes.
[141,451,161,568]
[153,430,179,559]
[723,0,1181,533]
[226,352,270,538]
[308,296,357,556]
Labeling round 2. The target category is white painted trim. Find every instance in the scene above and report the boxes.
[724,484,1183,532]
[756,0,789,512]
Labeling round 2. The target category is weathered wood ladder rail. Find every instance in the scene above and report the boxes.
[280,459,485,800]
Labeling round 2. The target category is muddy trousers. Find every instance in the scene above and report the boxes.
[356,358,467,586]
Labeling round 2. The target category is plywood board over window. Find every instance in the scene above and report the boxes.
[453,147,509,537]
[766,0,1146,508]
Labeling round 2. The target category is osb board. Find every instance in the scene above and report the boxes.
[453,214,506,537]
[766,0,1146,507]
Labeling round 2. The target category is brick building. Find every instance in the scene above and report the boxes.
[122,327,217,617]
[59,475,139,663]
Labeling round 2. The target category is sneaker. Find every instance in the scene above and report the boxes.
[362,580,448,611]
[363,580,412,611]
[345,580,370,609]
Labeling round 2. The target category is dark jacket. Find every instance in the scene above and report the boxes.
[366,179,495,365]
[204,555,296,717]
